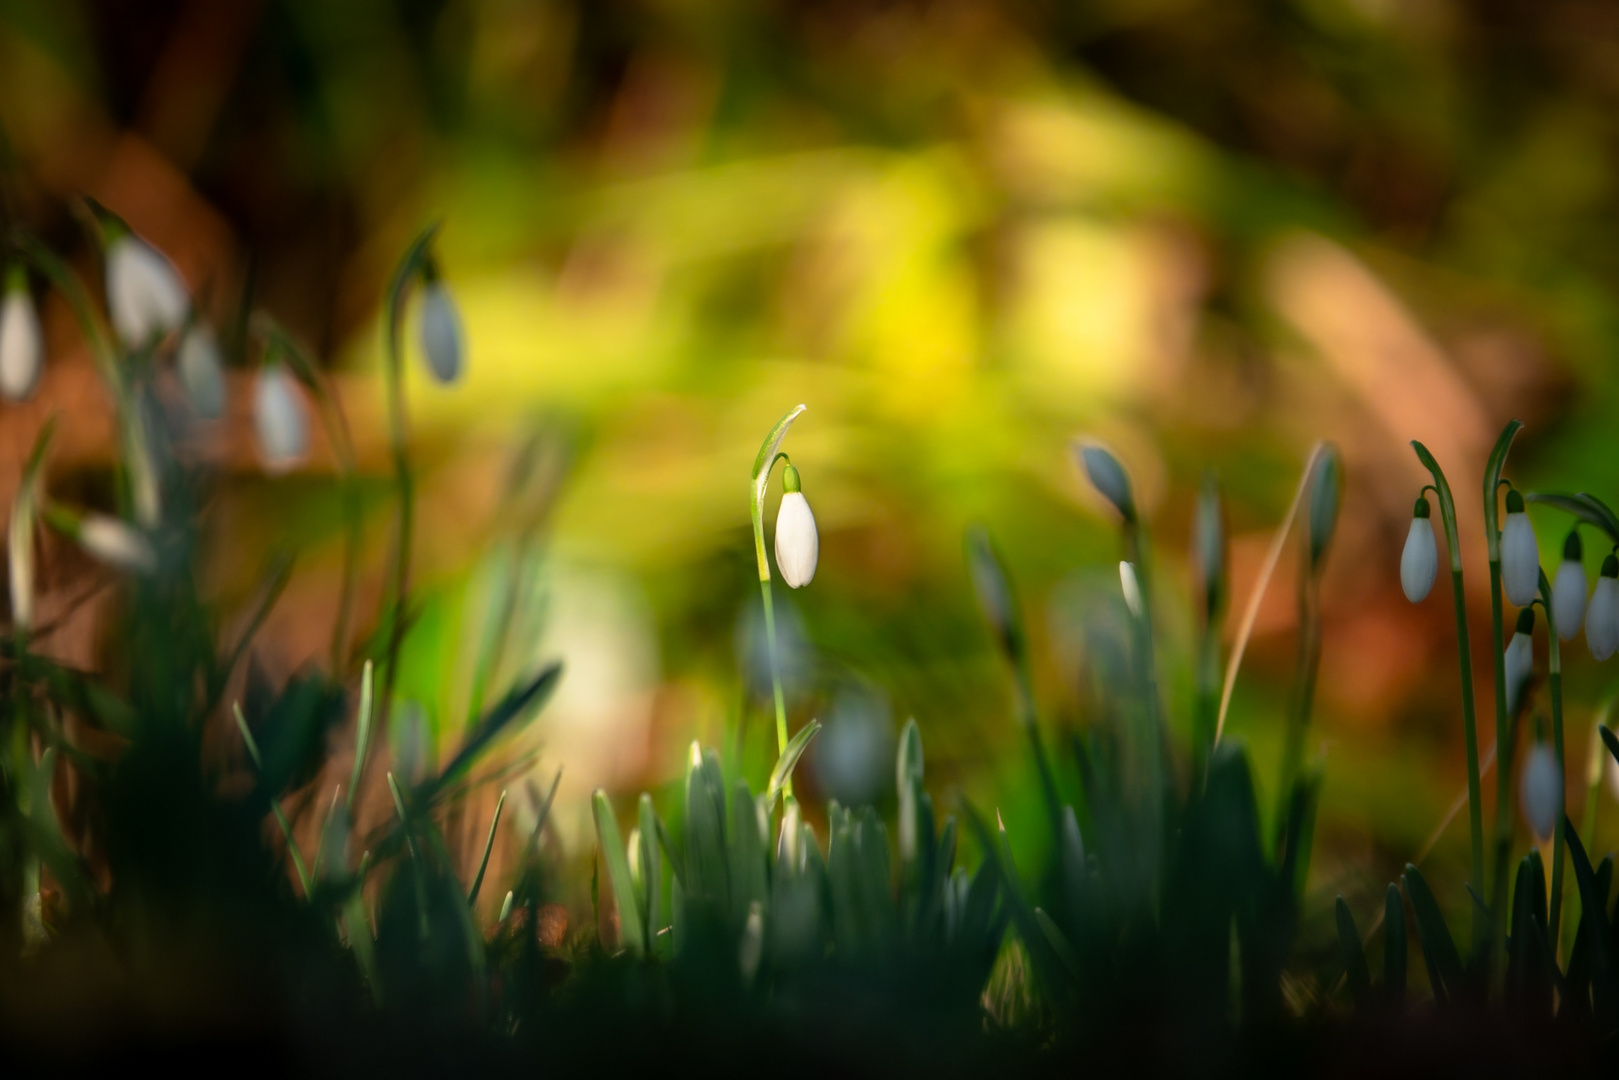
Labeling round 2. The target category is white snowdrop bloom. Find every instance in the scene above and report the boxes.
[178,324,226,419]
[1499,490,1540,608]
[1589,556,1619,662]
[253,364,308,474]
[0,274,43,401]
[773,464,818,589]
[1504,608,1534,716]
[77,514,156,574]
[1520,741,1562,845]
[418,281,463,384]
[1401,496,1438,603]
[1119,561,1144,618]
[1552,531,1588,641]
[106,234,189,349]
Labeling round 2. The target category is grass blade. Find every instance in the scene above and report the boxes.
[593,790,646,956]
[346,660,374,819]
[767,720,821,805]
[1335,896,1370,1010]
[467,789,507,906]
[1402,864,1463,1003]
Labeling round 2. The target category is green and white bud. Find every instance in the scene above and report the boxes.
[419,280,464,384]
[1119,561,1144,619]
[253,362,308,474]
[0,267,43,401]
[1590,555,1619,662]
[106,233,189,348]
[1076,441,1135,523]
[1505,607,1534,715]
[773,463,818,589]
[1400,495,1438,603]
[8,491,34,630]
[1552,530,1587,641]
[78,513,157,573]
[178,324,226,419]
[1500,489,1540,608]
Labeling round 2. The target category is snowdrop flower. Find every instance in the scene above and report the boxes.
[1077,441,1135,523]
[178,324,226,419]
[1500,489,1540,607]
[773,464,818,589]
[76,514,156,574]
[1552,530,1587,641]
[1520,741,1562,845]
[0,268,42,401]
[253,363,308,473]
[1119,561,1144,619]
[1504,608,1534,716]
[1401,495,1438,603]
[106,233,189,349]
[418,280,464,384]
[1589,555,1619,662]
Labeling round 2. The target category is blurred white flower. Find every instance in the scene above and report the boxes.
[1520,741,1562,845]
[253,364,308,473]
[1119,561,1144,618]
[1401,497,1437,603]
[9,495,33,631]
[77,514,156,574]
[419,281,464,384]
[0,276,43,401]
[1500,490,1539,607]
[1552,531,1587,641]
[1589,556,1619,662]
[178,324,226,419]
[106,234,188,349]
[774,465,818,589]
[1504,608,1534,716]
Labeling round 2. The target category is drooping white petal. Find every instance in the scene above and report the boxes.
[253,365,308,474]
[1520,743,1562,845]
[1400,517,1438,602]
[106,235,189,348]
[418,282,464,384]
[1500,512,1541,608]
[1119,561,1144,618]
[1504,631,1533,715]
[1590,578,1619,662]
[773,491,818,589]
[0,288,43,401]
[1553,559,1588,641]
[178,325,226,419]
[77,514,156,573]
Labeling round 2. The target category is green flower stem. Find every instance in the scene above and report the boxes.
[1538,572,1568,952]
[1412,443,1485,949]
[376,226,440,735]
[1480,420,1521,967]
[751,482,791,796]
[1275,569,1322,853]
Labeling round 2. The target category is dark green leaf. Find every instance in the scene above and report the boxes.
[767,719,821,805]
[1335,896,1370,1010]
[430,663,562,795]
[1402,864,1463,1003]
[592,790,645,956]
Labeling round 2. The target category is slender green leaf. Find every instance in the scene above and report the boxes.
[729,780,768,920]
[1526,493,1619,544]
[638,793,663,939]
[1565,816,1617,1021]
[430,662,562,794]
[1402,864,1463,1003]
[1335,896,1370,1009]
[767,719,821,805]
[593,790,646,956]
[1034,907,1082,985]
[467,789,506,906]
[346,660,375,818]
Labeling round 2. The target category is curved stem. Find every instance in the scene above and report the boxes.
[1539,572,1568,953]
[1412,441,1485,949]
[751,462,791,796]
[1481,420,1521,971]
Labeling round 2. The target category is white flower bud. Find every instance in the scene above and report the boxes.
[1499,491,1539,608]
[106,234,189,349]
[253,364,308,474]
[1590,557,1619,662]
[774,465,818,589]
[419,281,464,384]
[1401,497,1437,603]
[0,276,43,402]
[77,514,156,573]
[1119,561,1144,618]
[1552,531,1587,641]
[178,324,226,419]
[9,496,33,631]
[1504,610,1534,716]
[1520,742,1562,845]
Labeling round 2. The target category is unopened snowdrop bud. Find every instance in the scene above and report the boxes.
[773,464,818,589]
[1500,489,1540,608]
[1504,608,1534,716]
[76,514,156,574]
[1193,473,1225,620]
[1590,556,1619,662]
[178,324,226,419]
[106,233,189,348]
[253,363,308,474]
[418,280,464,384]
[9,494,33,631]
[1119,561,1144,619]
[0,268,43,401]
[1077,442,1135,523]
[1401,496,1438,603]
[1552,530,1587,641]
[1520,741,1562,845]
